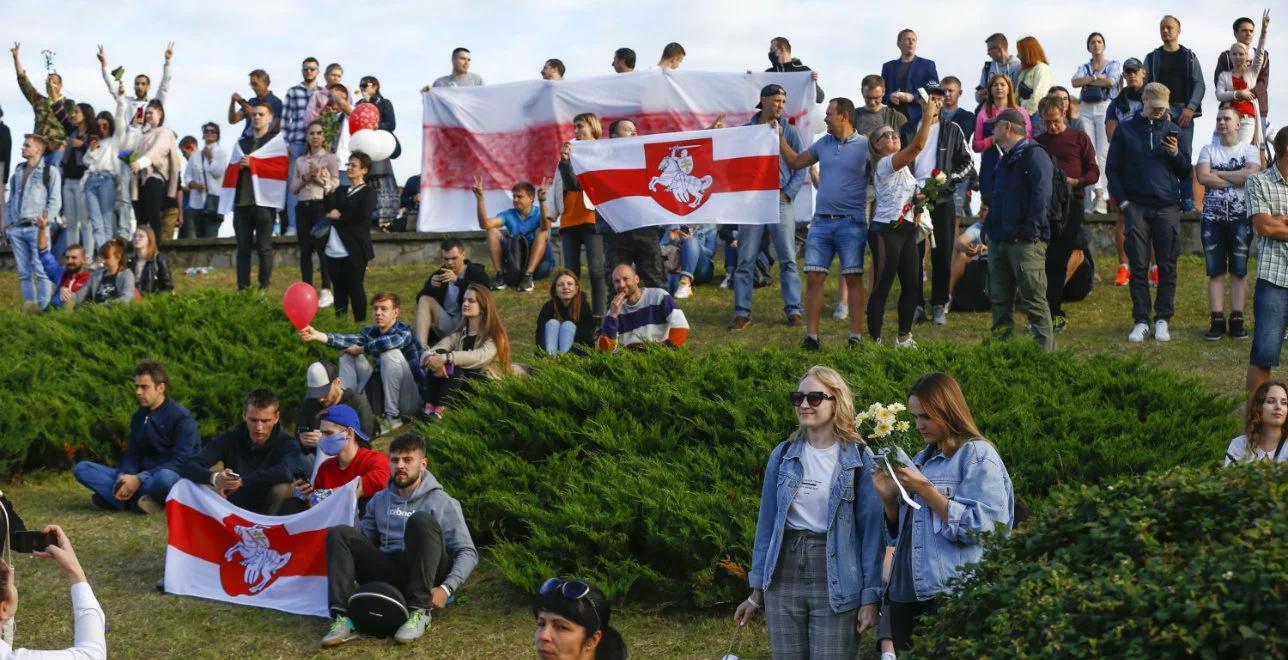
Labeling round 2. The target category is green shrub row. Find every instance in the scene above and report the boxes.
[0,291,361,473]
[422,341,1238,606]
[916,463,1287,658]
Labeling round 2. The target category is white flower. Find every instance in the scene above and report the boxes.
[867,402,883,415]
[934,172,948,184]
[875,421,894,437]
[889,403,906,413]
[896,421,910,432]
[857,411,871,423]
[876,410,896,426]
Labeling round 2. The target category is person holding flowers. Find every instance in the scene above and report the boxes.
[735,365,884,659]
[870,372,1014,653]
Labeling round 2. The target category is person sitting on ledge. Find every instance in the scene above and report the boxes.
[598,264,689,352]
[178,388,302,515]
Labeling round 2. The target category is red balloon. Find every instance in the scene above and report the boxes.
[283,282,319,330]
[348,103,380,134]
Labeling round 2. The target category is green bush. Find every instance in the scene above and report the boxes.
[422,342,1237,606]
[0,290,362,472]
[915,463,1287,658]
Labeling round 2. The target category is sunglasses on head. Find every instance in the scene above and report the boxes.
[790,391,836,407]
[539,578,601,630]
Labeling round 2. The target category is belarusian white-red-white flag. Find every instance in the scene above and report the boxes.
[570,124,780,231]
[164,478,358,618]
[218,133,290,214]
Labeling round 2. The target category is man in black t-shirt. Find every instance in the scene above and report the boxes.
[1143,14,1204,210]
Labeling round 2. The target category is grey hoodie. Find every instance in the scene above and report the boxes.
[359,469,478,593]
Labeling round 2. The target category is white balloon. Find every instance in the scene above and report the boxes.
[349,128,394,161]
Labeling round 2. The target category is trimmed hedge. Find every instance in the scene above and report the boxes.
[916,463,1287,658]
[0,291,360,472]
[422,342,1237,606]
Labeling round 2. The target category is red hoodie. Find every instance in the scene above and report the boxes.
[314,447,389,499]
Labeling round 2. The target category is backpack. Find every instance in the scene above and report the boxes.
[347,581,408,637]
[1028,145,1070,240]
[503,234,533,288]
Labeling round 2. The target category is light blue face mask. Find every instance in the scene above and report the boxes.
[318,431,348,455]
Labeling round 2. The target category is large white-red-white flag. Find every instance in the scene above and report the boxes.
[419,70,817,233]
[570,125,780,231]
[164,479,358,618]
[218,133,290,214]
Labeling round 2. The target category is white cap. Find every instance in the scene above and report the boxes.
[306,361,338,398]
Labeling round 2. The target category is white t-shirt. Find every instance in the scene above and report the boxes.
[1198,142,1260,224]
[785,441,841,534]
[912,125,940,184]
[1224,434,1288,465]
[872,155,918,225]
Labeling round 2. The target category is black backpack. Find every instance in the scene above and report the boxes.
[347,581,408,637]
[1027,145,1070,240]
[503,234,533,288]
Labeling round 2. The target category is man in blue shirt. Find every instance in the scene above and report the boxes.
[473,178,554,292]
[780,97,870,350]
[882,29,939,125]
[228,69,283,139]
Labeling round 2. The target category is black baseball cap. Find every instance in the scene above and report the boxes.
[984,108,1027,132]
[1123,57,1144,72]
[755,83,787,109]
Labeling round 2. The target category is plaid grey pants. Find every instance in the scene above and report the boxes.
[764,529,859,659]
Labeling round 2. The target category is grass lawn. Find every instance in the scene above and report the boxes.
[0,251,1252,657]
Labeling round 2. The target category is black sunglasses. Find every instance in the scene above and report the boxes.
[539,578,601,630]
[790,391,836,407]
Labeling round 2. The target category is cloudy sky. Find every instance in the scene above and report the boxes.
[0,1,1275,183]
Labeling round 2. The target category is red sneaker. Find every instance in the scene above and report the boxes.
[1114,264,1130,286]
[1149,265,1159,287]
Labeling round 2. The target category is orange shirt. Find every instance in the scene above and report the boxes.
[560,190,596,228]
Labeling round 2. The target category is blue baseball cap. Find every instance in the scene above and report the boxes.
[321,404,369,441]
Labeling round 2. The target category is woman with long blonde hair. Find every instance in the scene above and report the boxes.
[871,372,1013,652]
[550,112,607,317]
[734,365,883,658]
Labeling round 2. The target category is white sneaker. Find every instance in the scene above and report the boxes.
[318,289,334,308]
[832,301,849,320]
[674,280,693,299]
[895,335,917,349]
[1094,190,1109,215]
[1127,322,1150,343]
[1154,320,1171,342]
[719,274,732,289]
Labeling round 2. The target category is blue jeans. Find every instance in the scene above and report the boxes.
[1201,220,1251,278]
[5,224,52,306]
[664,225,717,291]
[85,172,117,251]
[62,177,90,254]
[1251,278,1288,368]
[803,214,866,275]
[735,200,803,319]
[543,318,578,355]
[285,141,306,233]
[72,461,182,510]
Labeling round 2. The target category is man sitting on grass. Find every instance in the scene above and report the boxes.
[281,404,388,516]
[599,263,689,351]
[34,213,89,310]
[472,177,554,292]
[178,389,302,515]
[296,361,374,471]
[321,433,477,647]
[298,292,424,435]
[73,360,198,514]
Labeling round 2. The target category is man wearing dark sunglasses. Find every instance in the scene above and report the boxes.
[322,433,477,647]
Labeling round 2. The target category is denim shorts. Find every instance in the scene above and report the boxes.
[1251,278,1288,368]
[1201,220,1252,278]
[804,215,866,275]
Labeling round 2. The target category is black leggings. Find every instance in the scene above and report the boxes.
[917,200,956,307]
[133,176,167,244]
[1046,200,1085,318]
[867,220,921,340]
[883,598,940,651]
[327,255,367,322]
[296,200,331,289]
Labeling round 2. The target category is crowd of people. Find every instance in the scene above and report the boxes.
[2,12,1287,659]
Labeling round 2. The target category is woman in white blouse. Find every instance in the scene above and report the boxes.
[1226,381,1288,465]
[183,122,228,238]
[0,525,106,659]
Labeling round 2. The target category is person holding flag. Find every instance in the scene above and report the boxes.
[223,104,288,290]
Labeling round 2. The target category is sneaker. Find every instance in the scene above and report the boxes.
[847,334,864,348]
[1148,265,1159,288]
[801,335,821,351]
[1114,264,1130,286]
[491,273,507,290]
[1052,314,1068,334]
[519,272,535,292]
[394,608,431,644]
[318,289,335,308]
[1154,320,1171,342]
[729,316,751,331]
[321,615,359,647]
[912,306,928,324]
[1229,314,1249,339]
[832,301,849,320]
[1204,315,1226,341]
[895,335,918,349]
[932,305,947,326]
[1127,322,1150,343]
[135,494,163,515]
[1094,192,1109,215]
[378,415,404,436]
[719,273,732,289]
[786,313,804,327]
[674,279,693,299]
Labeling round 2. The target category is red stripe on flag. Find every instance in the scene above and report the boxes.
[250,155,290,181]
[221,164,240,190]
[578,154,779,205]
[165,499,330,586]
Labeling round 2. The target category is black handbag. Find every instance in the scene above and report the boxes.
[347,581,408,637]
[200,156,221,214]
[310,218,333,244]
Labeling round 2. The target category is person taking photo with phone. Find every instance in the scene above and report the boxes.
[0,525,106,659]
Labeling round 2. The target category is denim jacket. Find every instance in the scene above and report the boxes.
[886,439,1014,601]
[748,437,884,611]
[4,160,62,226]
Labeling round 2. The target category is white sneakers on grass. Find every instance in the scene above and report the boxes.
[832,301,849,320]
[674,280,693,299]
[318,289,335,308]
[1127,321,1170,343]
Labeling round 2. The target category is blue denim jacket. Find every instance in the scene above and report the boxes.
[748,437,885,611]
[4,160,62,226]
[887,439,1014,601]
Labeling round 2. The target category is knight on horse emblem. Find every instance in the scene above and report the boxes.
[648,144,714,209]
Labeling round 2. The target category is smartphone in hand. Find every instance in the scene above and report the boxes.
[11,530,56,553]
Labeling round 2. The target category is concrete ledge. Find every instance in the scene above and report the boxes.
[0,214,1204,271]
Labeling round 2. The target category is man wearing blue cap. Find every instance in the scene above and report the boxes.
[177,389,303,515]
[281,404,388,516]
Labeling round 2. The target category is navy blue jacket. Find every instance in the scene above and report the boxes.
[119,398,200,481]
[1105,114,1192,209]
[881,56,939,125]
[985,139,1053,243]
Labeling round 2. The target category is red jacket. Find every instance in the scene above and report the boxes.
[314,447,389,499]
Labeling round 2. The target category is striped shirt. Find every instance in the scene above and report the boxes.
[283,82,318,146]
[1248,166,1288,288]
[599,288,689,352]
